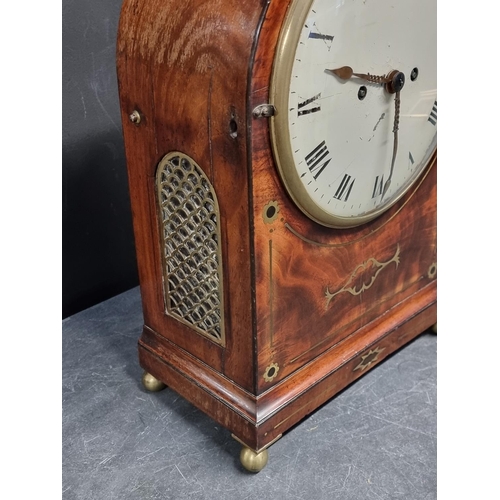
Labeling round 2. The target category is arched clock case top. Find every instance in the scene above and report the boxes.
[117,0,437,472]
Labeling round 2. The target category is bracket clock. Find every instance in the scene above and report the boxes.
[117,0,437,472]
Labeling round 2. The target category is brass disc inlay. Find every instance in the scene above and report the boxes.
[263,363,280,382]
[263,201,280,224]
[428,262,437,279]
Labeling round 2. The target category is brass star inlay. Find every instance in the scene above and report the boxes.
[353,347,386,372]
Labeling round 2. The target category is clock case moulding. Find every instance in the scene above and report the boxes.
[116,0,437,466]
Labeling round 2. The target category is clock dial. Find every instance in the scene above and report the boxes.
[270,0,437,227]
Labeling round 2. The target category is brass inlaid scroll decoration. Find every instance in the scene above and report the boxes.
[353,347,386,372]
[263,363,280,383]
[156,152,225,345]
[325,245,401,309]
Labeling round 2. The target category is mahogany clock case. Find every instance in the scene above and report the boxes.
[116,0,437,455]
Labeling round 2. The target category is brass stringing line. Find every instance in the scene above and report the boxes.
[269,239,274,346]
[284,158,436,248]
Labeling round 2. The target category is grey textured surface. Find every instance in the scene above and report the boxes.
[62,287,437,499]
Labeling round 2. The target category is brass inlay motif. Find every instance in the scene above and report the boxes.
[263,201,279,224]
[263,363,280,383]
[156,152,225,345]
[428,262,437,279]
[325,245,401,309]
[353,347,386,372]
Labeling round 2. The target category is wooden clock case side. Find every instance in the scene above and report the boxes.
[116,0,270,450]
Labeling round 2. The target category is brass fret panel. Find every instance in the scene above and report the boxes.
[156,152,225,345]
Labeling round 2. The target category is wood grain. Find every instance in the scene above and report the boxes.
[117,0,266,391]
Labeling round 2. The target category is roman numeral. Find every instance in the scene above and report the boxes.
[298,93,321,117]
[428,101,437,126]
[309,32,334,42]
[306,22,334,49]
[372,175,384,198]
[408,151,415,171]
[334,174,355,201]
[305,140,331,180]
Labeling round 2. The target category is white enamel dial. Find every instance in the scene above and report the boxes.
[270,0,437,228]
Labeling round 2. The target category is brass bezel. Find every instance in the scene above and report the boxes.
[269,0,436,228]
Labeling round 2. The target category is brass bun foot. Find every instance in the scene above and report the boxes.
[240,447,268,473]
[141,371,167,392]
[431,323,437,334]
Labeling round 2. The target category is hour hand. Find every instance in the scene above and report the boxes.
[327,66,406,95]
[326,66,391,84]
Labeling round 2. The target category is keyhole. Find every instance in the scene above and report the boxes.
[229,118,238,139]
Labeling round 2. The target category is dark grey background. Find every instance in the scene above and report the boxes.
[62,0,137,318]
